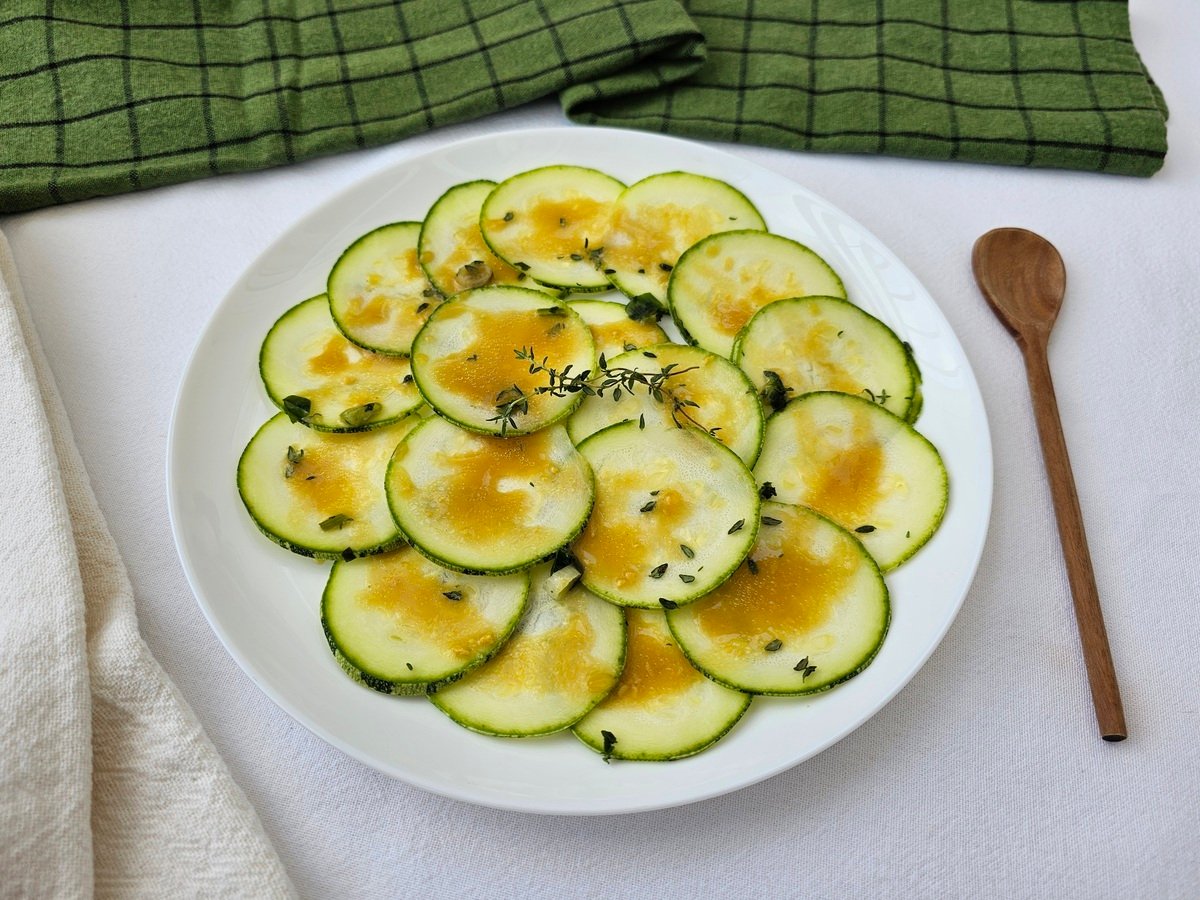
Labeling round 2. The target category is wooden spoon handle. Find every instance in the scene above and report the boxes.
[1022,337,1127,741]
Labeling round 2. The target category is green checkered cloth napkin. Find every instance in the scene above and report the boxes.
[0,0,1167,214]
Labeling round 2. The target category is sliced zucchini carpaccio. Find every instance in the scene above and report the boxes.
[237,412,418,559]
[669,230,845,358]
[753,391,948,570]
[573,609,750,761]
[568,298,668,360]
[418,180,533,296]
[601,171,766,304]
[566,343,764,466]
[259,295,423,432]
[573,419,759,608]
[430,563,626,736]
[386,418,594,574]
[326,221,441,355]
[410,285,595,435]
[667,502,889,695]
[480,165,625,292]
[322,546,529,695]
[732,295,917,421]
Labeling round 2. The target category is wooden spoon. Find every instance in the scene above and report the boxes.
[972,227,1127,742]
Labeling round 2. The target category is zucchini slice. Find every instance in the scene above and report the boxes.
[259,295,423,432]
[322,547,529,695]
[418,180,532,296]
[409,285,595,435]
[385,418,594,574]
[237,412,418,559]
[667,502,889,695]
[566,343,764,466]
[479,165,625,292]
[429,563,626,736]
[568,299,668,360]
[573,609,750,761]
[573,420,760,608]
[326,222,440,355]
[753,392,948,570]
[669,231,846,358]
[732,296,916,420]
[904,341,924,424]
[601,172,766,304]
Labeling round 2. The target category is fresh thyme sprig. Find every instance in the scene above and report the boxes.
[487,347,702,435]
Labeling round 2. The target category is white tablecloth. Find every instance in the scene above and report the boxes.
[3,1,1197,894]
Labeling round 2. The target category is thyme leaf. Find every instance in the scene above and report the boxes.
[319,513,353,531]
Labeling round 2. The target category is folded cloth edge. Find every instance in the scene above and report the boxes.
[0,231,296,898]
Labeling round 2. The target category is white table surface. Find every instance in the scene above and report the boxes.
[4,3,1198,896]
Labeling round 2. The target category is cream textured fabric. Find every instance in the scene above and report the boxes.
[0,234,295,899]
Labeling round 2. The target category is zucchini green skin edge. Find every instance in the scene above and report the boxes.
[384,417,598,576]
[320,560,530,695]
[605,172,767,303]
[326,220,429,357]
[574,419,760,609]
[258,295,418,434]
[407,286,593,436]
[667,231,846,354]
[730,295,916,422]
[417,179,496,294]
[478,165,626,293]
[666,506,891,697]
[235,413,403,561]
[572,694,752,762]
[430,607,628,738]
[759,391,948,571]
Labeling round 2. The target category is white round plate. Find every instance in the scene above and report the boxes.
[167,127,992,815]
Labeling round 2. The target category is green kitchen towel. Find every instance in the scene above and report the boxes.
[0,1,1167,214]
[565,0,1169,178]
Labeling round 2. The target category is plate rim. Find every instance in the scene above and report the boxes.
[166,125,994,815]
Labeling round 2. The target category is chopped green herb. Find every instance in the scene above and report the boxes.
[285,444,304,473]
[570,253,583,261]
[454,259,492,290]
[339,402,381,428]
[640,500,657,513]
[605,268,617,276]
[765,639,783,652]
[658,598,678,610]
[416,301,431,314]
[679,574,695,584]
[623,341,637,351]
[747,558,759,575]
[761,515,782,526]
[319,514,353,531]
[760,371,792,413]
[601,729,617,763]
[728,519,745,534]
[855,525,876,534]
[626,293,667,322]
[514,261,531,271]
[642,350,657,359]
[503,211,514,221]
[638,413,646,430]
[281,394,313,424]
[340,547,355,562]
[793,656,809,671]
[680,544,694,559]
[406,662,414,671]
[559,217,568,227]
[658,262,673,272]
[758,482,777,499]
[536,306,567,317]
[442,590,463,601]
[649,563,668,579]
[402,373,415,383]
